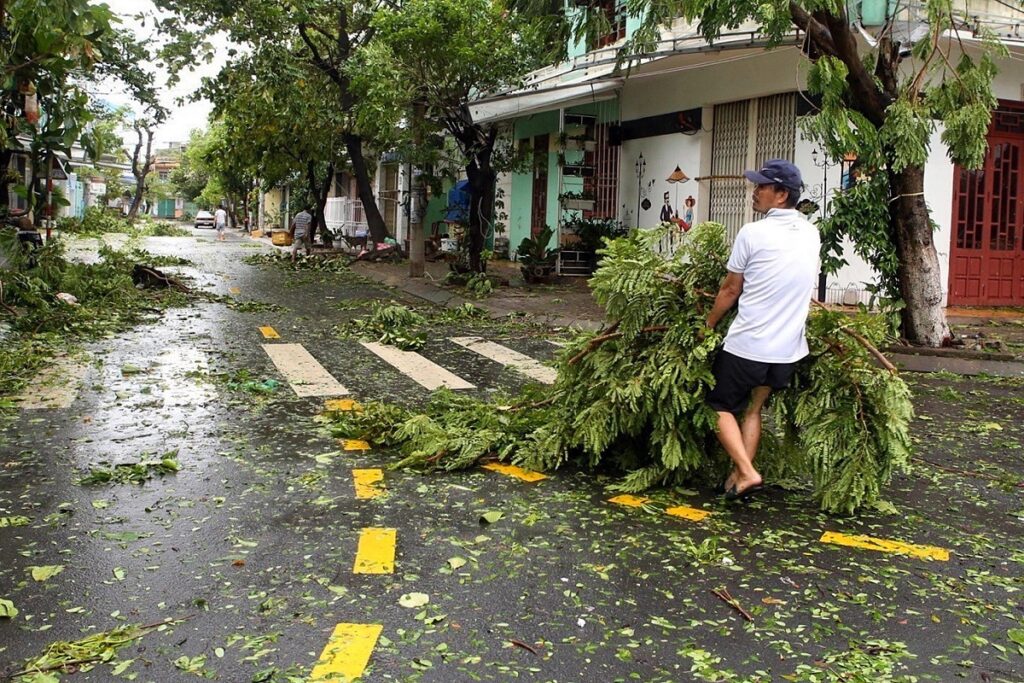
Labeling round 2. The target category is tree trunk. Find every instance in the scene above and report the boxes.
[889,164,950,346]
[343,133,388,244]
[0,149,13,215]
[127,126,154,220]
[465,161,496,274]
[408,101,426,277]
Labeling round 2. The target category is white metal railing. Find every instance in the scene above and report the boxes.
[651,223,689,258]
[324,197,369,237]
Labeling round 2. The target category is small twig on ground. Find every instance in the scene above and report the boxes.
[508,639,539,655]
[711,587,753,622]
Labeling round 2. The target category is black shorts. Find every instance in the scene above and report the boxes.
[706,350,798,415]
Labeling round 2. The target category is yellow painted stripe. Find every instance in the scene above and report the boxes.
[310,622,383,682]
[665,505,711,522]
[259,326,280,339]
[353,469,385,499]
[229,287,241,294]
[608,494,649,508]
[820,531,949,561]
[481,462,548,482]
[342,439,371,452]
[354,528,396,574]
[325,398,362,412]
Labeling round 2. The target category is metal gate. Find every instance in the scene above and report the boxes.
[949,101,1024,306]
[710,93,796,240]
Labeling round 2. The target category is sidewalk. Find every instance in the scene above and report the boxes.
[350,257,607,332]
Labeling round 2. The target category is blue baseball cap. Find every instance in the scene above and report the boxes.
[743,159,803,193]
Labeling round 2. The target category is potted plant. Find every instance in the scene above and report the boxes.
[517,225,559,284]
[566,217,628,268]
[559,190,596,211]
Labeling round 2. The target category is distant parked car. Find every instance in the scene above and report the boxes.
[194,210,215,229]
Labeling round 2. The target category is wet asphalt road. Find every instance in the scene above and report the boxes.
[1,229,1023,682]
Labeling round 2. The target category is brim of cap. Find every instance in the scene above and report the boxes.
[743,170,775,185]
[743,169,801,191]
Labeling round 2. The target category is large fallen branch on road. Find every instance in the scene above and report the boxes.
[323,224,913,514]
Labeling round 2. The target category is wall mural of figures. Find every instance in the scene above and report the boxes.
[663,165,694,231]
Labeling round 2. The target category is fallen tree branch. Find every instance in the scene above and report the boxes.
[131,265,191,293]
[567,325,669,366]
[811,300,896,373]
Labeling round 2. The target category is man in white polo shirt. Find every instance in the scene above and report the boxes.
[704,159,820,500]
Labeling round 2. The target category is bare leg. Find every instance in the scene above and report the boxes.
[741,386,772,466]
[714,411,761,493]
[722,386,772,491]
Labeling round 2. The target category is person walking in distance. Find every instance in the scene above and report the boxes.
[289,204,313,263]
[214,206,228,242]
[703,159,820,500]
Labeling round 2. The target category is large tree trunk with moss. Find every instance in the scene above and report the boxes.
[890,165,950,346]
[787,3,954,347]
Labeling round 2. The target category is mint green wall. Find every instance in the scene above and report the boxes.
[508,99,621,255]
[510,112,560,254]
[625,8,645,37]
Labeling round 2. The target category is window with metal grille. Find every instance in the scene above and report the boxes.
[708,100,749,241]
[593,0,626,49]
[587,122,620,218]
[709,93,796,240]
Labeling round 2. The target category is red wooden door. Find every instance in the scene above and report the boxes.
[530,134,549,237]
[949,103,1024,306]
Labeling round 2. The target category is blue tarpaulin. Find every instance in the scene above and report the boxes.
[444,179,470,223]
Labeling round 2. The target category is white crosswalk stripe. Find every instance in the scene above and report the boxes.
[449,337,557,385]
[262,344,349,397]
[360,341,475,390]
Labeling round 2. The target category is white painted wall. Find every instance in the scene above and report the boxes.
[618,131,705,230]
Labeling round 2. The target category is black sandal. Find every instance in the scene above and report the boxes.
[724,482,764,501]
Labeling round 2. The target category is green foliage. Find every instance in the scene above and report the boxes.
[564,217,628,254]
[1,241,190,336]
[517,225,559,267]
[323,223,913,514]
[349,303,428,350]
[77,456,181,485]
[11,621,171,681]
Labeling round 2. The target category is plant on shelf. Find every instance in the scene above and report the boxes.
[565,217,628,255]
[557,190,595,202]
[517,225,559,284]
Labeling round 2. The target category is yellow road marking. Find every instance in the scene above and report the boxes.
[665,505,711,522]
[325,398,362,412]
[354,528,396,574]
[259,326,280,339]
[229,287,241,294]
[820,531,949,561]
[342,439,371,452]
[353,469,385,499]
[310,622,383,682]
[608,494,649,508]
[481,462,548,482]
